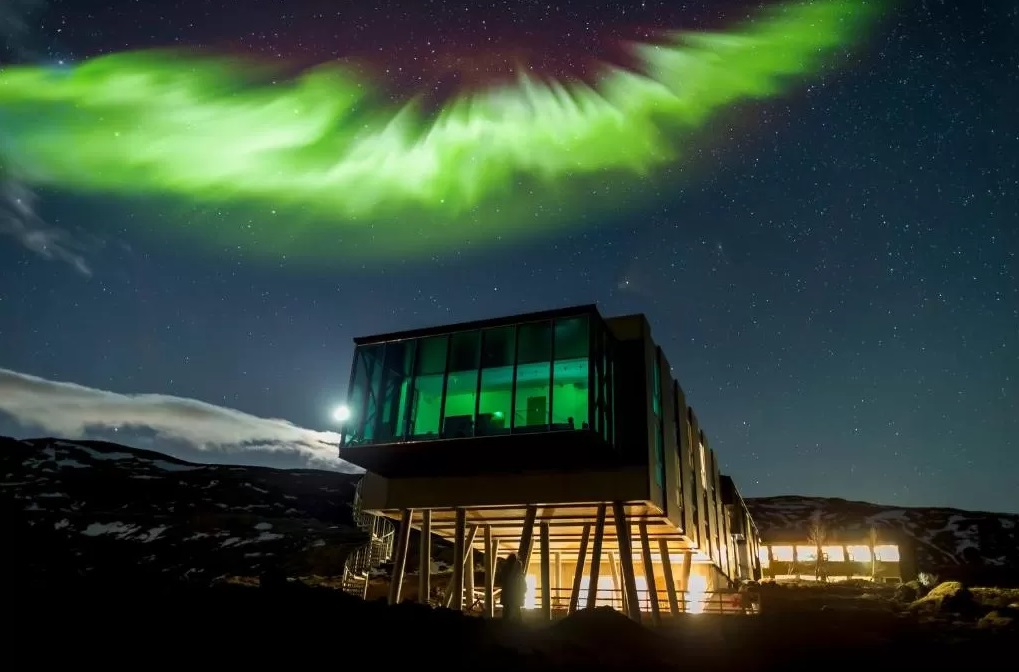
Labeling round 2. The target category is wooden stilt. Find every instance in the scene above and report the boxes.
[640,522,661,626]
[418,510,432,604]
[612,501,641,621]
[680,551,693,612]
[659,539,680,616]
[568,524,591,614]
[443,524,480,608]
[465,544,476,612]
[388,508,414,605]
[540,522,551,621]
[518,505,538,567]
[483,527,496,618]
[608,552,622,612]
[554,552,562,609]
[450,508,466,611]
[586,504,607,609]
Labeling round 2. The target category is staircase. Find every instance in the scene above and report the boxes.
[341,478,396,599]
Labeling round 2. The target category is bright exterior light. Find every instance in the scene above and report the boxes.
[332,404,351,423]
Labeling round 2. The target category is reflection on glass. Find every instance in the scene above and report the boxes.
[477,326,514,436]
[821,545,846,562]
[408,336,447,438]
[443,331,481,438]
[552,316,589,430]
[514,321,552,432]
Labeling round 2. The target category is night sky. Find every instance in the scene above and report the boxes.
[1,0,1016,513]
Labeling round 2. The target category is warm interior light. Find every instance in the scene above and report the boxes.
[686,574,708,614]
[874,544,900,562]
[523,574,538,610]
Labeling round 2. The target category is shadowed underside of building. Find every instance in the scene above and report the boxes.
[338,305,762,621]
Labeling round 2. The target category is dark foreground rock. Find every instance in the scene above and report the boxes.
[5,580,1014,672]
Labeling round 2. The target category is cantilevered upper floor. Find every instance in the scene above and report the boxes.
[338,305,620,477]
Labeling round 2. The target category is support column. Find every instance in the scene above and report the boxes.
[483,528,497,618]
[640,522,661,626]
[659,539,680,616]
[388,508,414,605]
[450,508,467,611]
[586,504,607,609]
[568,524,591,614]
[444,525,479,608]
[540,522,551,621]
[518,505,538,568]
[465,543,476,612]
[554,552,562,609]
[608,552,622,612]
[612,501,641,622]
[680,551,693,612]
[418,510,432,604]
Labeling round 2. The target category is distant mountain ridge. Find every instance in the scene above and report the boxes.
[1,436,364,584]
[745,494,1019,574]
[2,437,1016,583]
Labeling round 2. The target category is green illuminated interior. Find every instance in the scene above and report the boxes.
[0,0,880,260]
[344,314,615,445]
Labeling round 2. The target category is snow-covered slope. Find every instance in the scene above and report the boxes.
[1,436,365,583]
[746,495,1019,572]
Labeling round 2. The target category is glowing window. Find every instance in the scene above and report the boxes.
[821,545,845,562]
[846,545,871,562]
[795,546,817,562]
[874,545,900,562]
[580,575,620,609]
[770,545,794,562]
[523,574,538,610]
[758,547,770,568]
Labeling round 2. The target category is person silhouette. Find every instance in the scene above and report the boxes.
[499,553,527,621]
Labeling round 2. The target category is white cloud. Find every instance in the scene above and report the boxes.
[0,367,362,472]
[0,179,94,277]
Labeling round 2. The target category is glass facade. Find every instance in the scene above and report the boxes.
[341,313,617,446]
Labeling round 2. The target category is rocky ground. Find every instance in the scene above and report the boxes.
[3,437,1017,669]
[1,436,365,584]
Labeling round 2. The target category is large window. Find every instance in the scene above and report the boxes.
[477,326,514,436]
[408,336,447,439]
[552,316,590,430]
[343,312,621,445]
[442,331,481,438]
[651,350,665,489]
[513,321,552,432]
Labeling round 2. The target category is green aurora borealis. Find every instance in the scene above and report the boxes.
[0,0,881,260]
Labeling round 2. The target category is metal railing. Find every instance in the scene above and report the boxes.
[458,585,756,617]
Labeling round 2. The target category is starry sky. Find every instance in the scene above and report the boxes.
[0,0,1016,513]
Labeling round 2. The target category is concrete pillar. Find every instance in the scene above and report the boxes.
[418,510,431,604]
[659,539,680,616]
[586,504,607,609]
[612,501,641,621]
[388,508,414,605]
[540,522,551,621]
[640,522,661,626]
[568,524,591,614]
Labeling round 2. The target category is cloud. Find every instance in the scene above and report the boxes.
[0,179,94,276]
[0,367,362,472]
